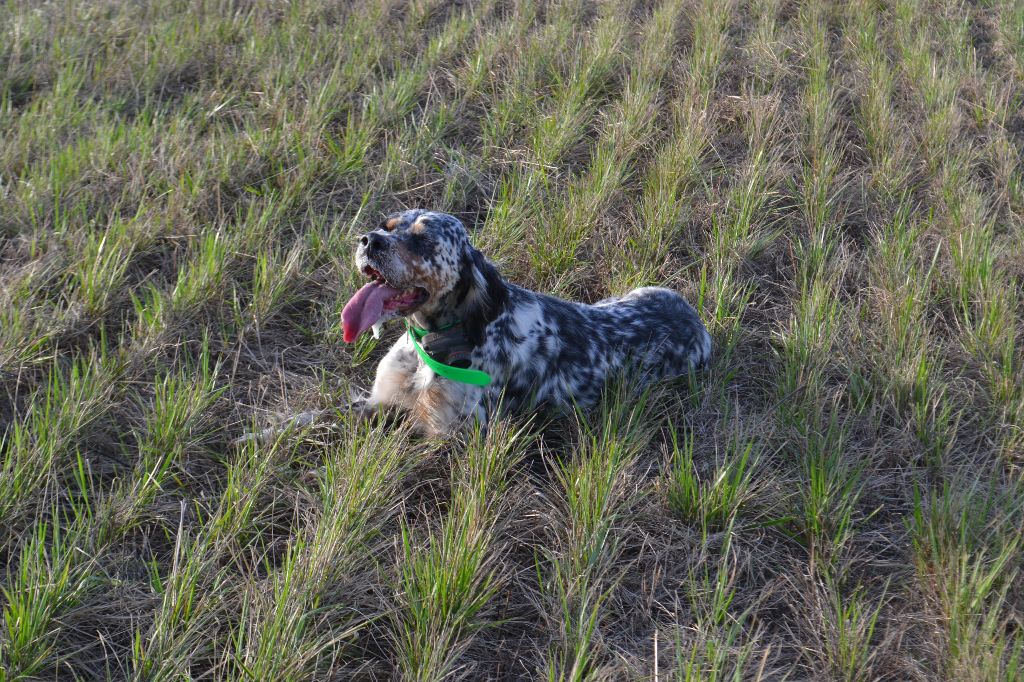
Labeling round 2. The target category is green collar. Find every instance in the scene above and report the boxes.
[406,321,492,386]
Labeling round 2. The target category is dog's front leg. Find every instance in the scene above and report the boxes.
[364,338,421,410]
[231,395,376,447]
[233,339,419,446]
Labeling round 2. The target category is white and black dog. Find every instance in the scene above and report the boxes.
[238,210,710,442]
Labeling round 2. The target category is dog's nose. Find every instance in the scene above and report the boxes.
[360,232,387,253]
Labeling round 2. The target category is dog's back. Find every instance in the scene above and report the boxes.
[474,284,711,414]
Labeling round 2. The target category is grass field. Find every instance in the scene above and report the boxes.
[2,0,1023,679]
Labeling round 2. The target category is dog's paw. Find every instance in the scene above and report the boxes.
[230,426,275,448]
[349,399,377,420]
[231,410,328,448]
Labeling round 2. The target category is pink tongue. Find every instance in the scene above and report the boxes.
[342,281,401,343]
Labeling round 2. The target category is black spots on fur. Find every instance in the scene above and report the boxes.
[545,305,593,363]
[483,329,512,367]
[431,213,470,243]
[479,283,710,412]
[535,333,548,359]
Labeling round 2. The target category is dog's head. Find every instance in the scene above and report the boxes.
[342,210,506,344]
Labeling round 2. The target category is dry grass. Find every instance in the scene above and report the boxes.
[2,0,1023,679]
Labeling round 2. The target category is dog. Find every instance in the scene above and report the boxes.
[237,210,711,443]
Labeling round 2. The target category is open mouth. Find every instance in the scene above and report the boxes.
[341,265,429,343]
[361,266,429,311]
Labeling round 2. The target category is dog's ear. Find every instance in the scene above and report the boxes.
[462,248,507,346]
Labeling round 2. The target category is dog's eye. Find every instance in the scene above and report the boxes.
[406,232,436,256]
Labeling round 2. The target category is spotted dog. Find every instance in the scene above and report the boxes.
[237,210,711,443]
[333,209,711,435]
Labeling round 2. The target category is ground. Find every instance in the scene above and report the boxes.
[1,0,1023,680]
